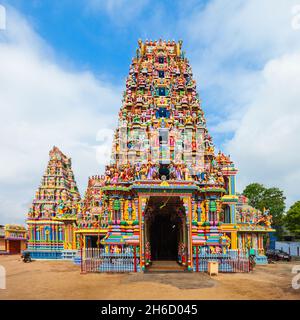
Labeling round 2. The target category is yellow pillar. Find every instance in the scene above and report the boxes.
[193,201,197,221]
[231,232,237,249]
[83,234,86,249]
[205,200,209,221]
[200,201,205,222]
[72,226,76,249]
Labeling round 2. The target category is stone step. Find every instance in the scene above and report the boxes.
[146,260,186,273]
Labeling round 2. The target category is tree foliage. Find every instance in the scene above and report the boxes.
[284,201,300,236]
[242,183,265,209]
[242,183,286,236]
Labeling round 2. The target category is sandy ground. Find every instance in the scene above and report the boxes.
[0,255,299,300]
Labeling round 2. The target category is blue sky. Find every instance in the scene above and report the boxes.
[0,0,300,224]
[5,1,201,80]
[3,0,230,144]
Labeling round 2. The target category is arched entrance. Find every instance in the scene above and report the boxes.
[144,196,188,266]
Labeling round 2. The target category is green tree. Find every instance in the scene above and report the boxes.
[242,183,265,208]
[242,183,286,238]
[284,201,300,237]
[259,187,286,227]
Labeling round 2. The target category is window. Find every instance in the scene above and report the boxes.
[159,129,168,144]
[158,87,166,96]
[158,70,164,78]
[156,107,169,118]
[224,206,231,223]
[158,56,164,64]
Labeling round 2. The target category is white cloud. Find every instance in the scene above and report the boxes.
[0,8,120,224]
[182,0,300,208]
[225,53,300,207]
[184,0,299,117]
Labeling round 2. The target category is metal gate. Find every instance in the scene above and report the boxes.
[81,247,140,273]
[193,252,250,273]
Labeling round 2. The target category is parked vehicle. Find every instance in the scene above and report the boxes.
[21,252,32,263]
[266,249,291,262]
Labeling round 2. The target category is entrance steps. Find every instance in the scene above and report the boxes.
[146,260,186,273]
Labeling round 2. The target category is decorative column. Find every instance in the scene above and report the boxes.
[120,198,124,221]
[182,196,193,271]
[134,198,139,221]
[197,200,202,222]
[205,199,209,221]
[192,197,196,221]
[138,195,148,271]
[124,199,129,221]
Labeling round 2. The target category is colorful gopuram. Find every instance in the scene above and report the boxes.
[26,40,274,270]
[26,146,81,259]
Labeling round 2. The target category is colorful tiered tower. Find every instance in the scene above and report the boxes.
[26,146,81,259]
[26,40,274,271]
[74,40,274,271]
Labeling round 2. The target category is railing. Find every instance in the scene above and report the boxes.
[81,247,140,273]
[193,252,250,273]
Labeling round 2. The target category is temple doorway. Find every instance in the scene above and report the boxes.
[7,240,21,254]
[85,235,103,248]
[145,196,187,263]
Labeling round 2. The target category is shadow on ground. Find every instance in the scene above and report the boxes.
[122,272,217,289]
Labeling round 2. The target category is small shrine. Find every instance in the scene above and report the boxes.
[0,224,27,254]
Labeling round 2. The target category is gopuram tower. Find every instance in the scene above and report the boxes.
[27,146,81,259]
[77,39,243,272]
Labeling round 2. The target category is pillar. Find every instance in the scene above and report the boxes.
[139,196,148,271]
[231,232,237,250]
[230,204,236,224]
[230,175,236,195]
[205,200,209,221]
[182,196,193,271]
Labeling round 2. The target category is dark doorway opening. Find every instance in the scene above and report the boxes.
[150,213,180,260]
[146,197,184,261]
[86,235,103,248]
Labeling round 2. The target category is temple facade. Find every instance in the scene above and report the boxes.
[26,40,274,271]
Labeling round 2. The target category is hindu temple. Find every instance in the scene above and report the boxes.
[25,40,274,272]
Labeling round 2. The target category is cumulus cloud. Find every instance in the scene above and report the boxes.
[0,8,120,224]
[225,53,300,206]
[184,0,300,117]
[182,0,300,207]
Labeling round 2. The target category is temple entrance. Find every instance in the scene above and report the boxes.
[85,235,104,248]
[150,210,180,260]
[144,196,187,267]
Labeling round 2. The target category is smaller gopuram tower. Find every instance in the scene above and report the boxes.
[26,146,81,258]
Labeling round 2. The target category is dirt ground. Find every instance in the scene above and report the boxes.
[0,255,299,300]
